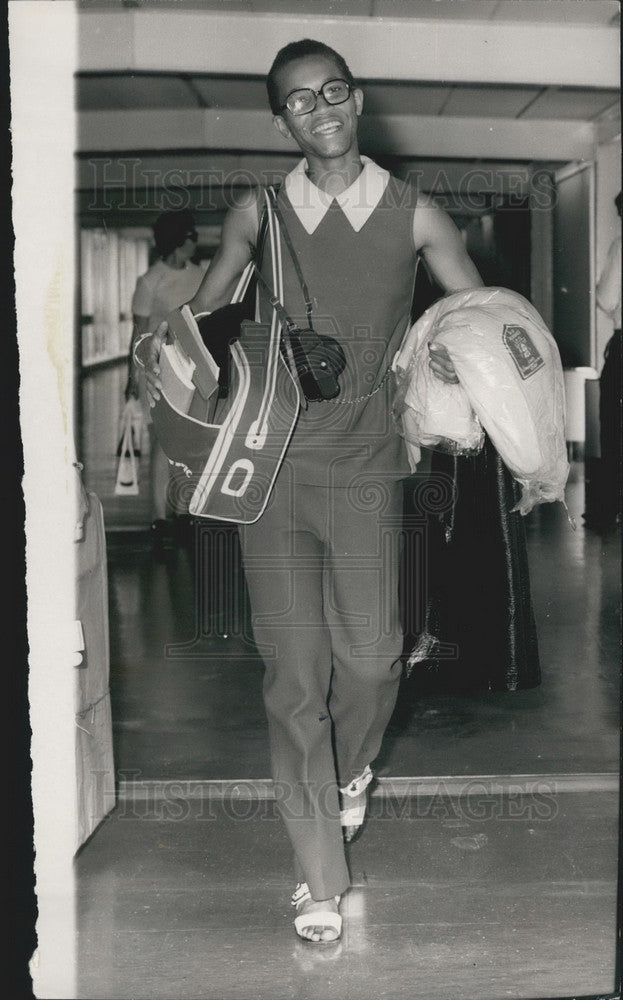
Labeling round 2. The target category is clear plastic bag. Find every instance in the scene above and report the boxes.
[394,287,570,515]
[393,295,485,465]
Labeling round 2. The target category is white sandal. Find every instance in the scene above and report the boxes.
[291,882,342,944]
[339,765,373,839]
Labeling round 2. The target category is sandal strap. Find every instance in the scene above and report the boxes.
[340,803,366,827]
[291,882,341,907]
[339,764,373,798]
[291,882,311,906]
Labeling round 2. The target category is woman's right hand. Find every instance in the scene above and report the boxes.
[428,342,460,384]
[136,321,168,407]
[124,373,140,402]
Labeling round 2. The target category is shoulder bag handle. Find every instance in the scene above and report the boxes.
[265,187,315,330]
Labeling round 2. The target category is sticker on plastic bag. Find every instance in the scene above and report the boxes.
[502,325,545,381]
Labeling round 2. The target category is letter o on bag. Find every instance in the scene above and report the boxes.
[221,459,255,497]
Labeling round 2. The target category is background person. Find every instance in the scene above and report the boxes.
[587,190,622,530]
[127,208,205,545]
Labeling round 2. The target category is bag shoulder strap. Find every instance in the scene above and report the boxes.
[266,187,314,330]
[251,186,290,328]
[253,181,283,267]
[254,203,270,269]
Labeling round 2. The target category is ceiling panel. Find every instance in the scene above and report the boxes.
[252,0,375,13]
[441,84,543,118]
[77,74,197,110]
[522,87,620,120]
[371,0,500,18]
[76,73,619,124]
[490,0,619,23]
[360,82,451,116]
[192,77,269,109]
[81,0,620,21]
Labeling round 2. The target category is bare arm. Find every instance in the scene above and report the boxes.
[413,196,483,383]
[142,191,261,404]
[189,191,261,314]
[596,236,621,317]
[413,196,482,292]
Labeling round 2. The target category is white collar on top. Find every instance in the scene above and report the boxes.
[283,155,390,235]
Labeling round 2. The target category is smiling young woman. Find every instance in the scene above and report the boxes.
[270,52,365,191]
[142,37,483,946]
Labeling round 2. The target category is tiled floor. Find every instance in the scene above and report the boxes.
[71,460,621,1000]
[75,789,620,999]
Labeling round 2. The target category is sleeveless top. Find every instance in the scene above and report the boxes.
[258,165,419,489]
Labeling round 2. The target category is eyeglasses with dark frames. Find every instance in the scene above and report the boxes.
[281,78,353,117]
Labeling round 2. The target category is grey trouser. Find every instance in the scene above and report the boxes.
[239,463,404,899]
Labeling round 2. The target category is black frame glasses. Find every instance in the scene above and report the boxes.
[281,78,353,117]
[185,229,199,242]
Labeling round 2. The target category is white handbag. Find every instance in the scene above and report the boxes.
[114,402,140,496]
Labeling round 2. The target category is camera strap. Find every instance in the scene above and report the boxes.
[252,265,297,333]
[266,186,315,330]
[251,264,313,407]
[253,186,345,406]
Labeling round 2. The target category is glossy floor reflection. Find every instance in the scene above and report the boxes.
[106,464,620,781]
[75,788,619,999]
[75,461,621,1000]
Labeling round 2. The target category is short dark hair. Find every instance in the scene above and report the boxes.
[266,39,355,115]
[153,209,196,259]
